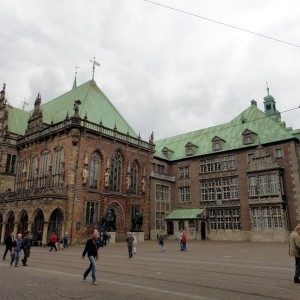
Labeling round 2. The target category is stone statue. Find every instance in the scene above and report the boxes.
[103,208,116,232]
[132,209,143,232]
[142,177,146,193]
[104,170,110,187]
[82,165,88,185]
[126,174,131,190]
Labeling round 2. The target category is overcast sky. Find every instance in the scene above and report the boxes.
[1,0,300,140]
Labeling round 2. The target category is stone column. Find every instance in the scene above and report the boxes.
[42,222,49,246]
[1,223,6,244]
[27,223,32,233]
[13,222,18,235]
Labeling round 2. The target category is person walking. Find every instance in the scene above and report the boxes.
[11,233,22,267]
[289,224,300,283]
[126,232,134,258]
[3,231,14,261]
[179,229,187,251]
[158,234,164,252]
[82,232,99,285]
[132,233,137,254]
[49,233,58,252]
[63,233,69,249]
[22,231,32,266]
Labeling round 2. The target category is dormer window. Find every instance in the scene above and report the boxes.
[185,142,198,156]
[242,129,256,145]
[161,147,174,159]
[212,136,225,151]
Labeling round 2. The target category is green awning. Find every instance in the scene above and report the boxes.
[165,209,204,220]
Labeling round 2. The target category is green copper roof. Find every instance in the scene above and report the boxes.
[166,208,204,220]
[7,80,137,137]
[7,106,30,136]
[154,101,298,160]
[42,80,137,137]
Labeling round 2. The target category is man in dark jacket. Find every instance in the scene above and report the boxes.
[126,232,134,258]
[82,232,99,285]
[22,231,32,266]
[3,231,14,260]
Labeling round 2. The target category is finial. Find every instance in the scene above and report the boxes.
[21,98,29,110]
[266,82,269,95]
[89,57,100,80]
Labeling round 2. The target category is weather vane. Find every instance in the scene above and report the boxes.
[75,65,80,76]
[266,82,269,95]
[21,98,29,110]
[89,57,100,80]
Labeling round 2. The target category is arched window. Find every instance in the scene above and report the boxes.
[89,152,100,189]
[130,161,138,194]
[110,151,122,192]
[40,151,50,187]
[28,155,37,188]
[15,159,25,190]
[53,148,63,186]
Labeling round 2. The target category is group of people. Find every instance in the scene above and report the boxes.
[49,232,69,252]
[2,230,32,267]
[2,225,300,286]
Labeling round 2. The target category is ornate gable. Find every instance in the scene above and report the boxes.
[25,93,46,135]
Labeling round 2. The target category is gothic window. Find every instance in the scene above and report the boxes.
[85,201,100,225]
[110,151,122,192]
[53,149,63,186]
[28,156,37,188]
[130,161,138,194]
[89,152,100,189]
[40,151,50,187]
[5,154,16,174]
[15,159,24,190]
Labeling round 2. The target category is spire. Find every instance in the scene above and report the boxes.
[72,66,80,90]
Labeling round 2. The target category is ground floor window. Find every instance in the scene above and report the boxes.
[251,206,284,230]
[208,208,240,230]
[85,201,100,225]
[155,212,166,230]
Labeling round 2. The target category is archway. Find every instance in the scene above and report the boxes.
[5,211,15,236]
[18,210,28,234]
[104,202,124,233]
[167,221,174,235]
[33,209,44,245]
[48,208,64,238]
[201,221,206,240]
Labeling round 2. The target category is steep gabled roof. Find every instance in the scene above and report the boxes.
[154,101,298,160]
[7,80,137,137]
[7,106,30,136]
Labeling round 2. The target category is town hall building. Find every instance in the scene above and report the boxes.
[0,75,299,244]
